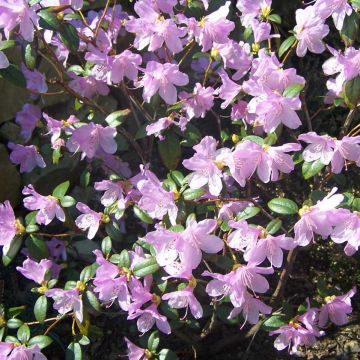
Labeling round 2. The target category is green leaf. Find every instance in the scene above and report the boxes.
[268,198,298,215]
[6,318,23,329]
[302,159,325,179]
[105,109,131,127]
[170,170,184,187]
[78,335,90,346]
[3,236,23,266]
[17,324,30,344]
[341,11,359,46]
[344,75,360,109]
[237,206,260,220]
[158,349,178,360]
[243,135,264,146]
[243,27,253,41]
[34,296,48,323]
[25,224,39,233]
[268,14,281,24]
[52,181,70,199]
[133,205,154,224]
[352,0,360,9]
[60,23,80,53]
[147,331,160,352]
[52,148,62,164]
[101,236,112,256]
[28,335,53,349]
[0,40,15,51]
[0,64,27,88]
[25,235,49,260]
[80,263,98,283]
[105,222,123,241]
[66,342,82,360]
[192,51,210,59]
[68,65,84,75]
[158,132,181,170]
[278,35,296,58]
[84,290,101,313]
[38,9,62,30]
[266,219,283,235]
[133,257,160,277]
[283,83,304,98]
[262,316,287,331]
[118,249,130,268]
[182,188,206,201]
[352,198,360,211]
[60,196,75,207]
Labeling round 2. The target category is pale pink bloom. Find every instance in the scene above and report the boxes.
[319,288,356,327]
[0,201,17,247]
[146,116,174,138]
[298,132,335,164]
[46,288,83,322]
[294,5,329,57]
[75,202,102,239]
[331,211,360,256]
[236,0,272,27]
[21,64,48,93]
[0,34,9,69]
[331,136,360,173]
[124,337,147,360]
[67,122,117,159]
[16,258,53,284]
[216,69,242,109]
[68,73,109,98]
[314,0,352,30]
[23,185,65,225]
[94,180,125,208]
[139,61,189,104]
[227,219,260,252]
[218,201,252,221]
[8,143,46,173]
[196,1,235,51]
[15,104,41,141]
[294,188,348,246]
[178,218,223,269]
[0,343,47,360]
[111,50,142,83]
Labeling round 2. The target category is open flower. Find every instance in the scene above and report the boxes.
[75,203,103,239]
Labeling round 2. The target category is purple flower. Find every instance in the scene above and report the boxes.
[218,201,252,221]
[16,258,53,284]
[294,188,349,246]
[162,284,203,319]
[196,1,235,51]
[8,143,46,173]
[183,136,230,196]
[227,219,260,252]
[294,5,329,57]
[46,287,83,322]
[0,0,38,42]
[0,201,17,248]
[236,0,272,27]
[136,170,178,225]
[0,34,9,69]
[180,83,214,119]
[93,250,132,310]
[68,73,109,98]
[146,116,174,139]
[331,136,360,173]
[111,50,142,83]
[124,337,147,360]
[178,218,223,270]
[94,180,126,208]
[314,0,352,30]
[75,202,103,239]
[139,61,189,104]
[298,132,335,164]
[67,122,117,159]
[0,343,47,360]
[244,234,296,267]
[15,104,41,142]
[319,288,356,327]
[23,185,65,225]
[331,211,360,256]
[21,64,48,93]
[216,69,242,109]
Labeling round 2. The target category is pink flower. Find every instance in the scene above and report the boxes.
[137,170,178,225]
[94,180,125,208]
[68,73,109,98]
[46,288,83,322]
[139,61,189,104]
[124,337,147,360]
[294,5,329,57]
[314,0,352,30]
[67,122,117,159]
[331,136,360,173]
[16,258,53,284]
[75,202,102,239]
[319,288,356,327]
[15,104,41,142]
[8,143,46,173]
[23,185,65,225]
[0,34,9,69]
[0,0,38,42]
[0,201,17,248]
[218,201,252,221]
[298,132,335,164]
[183,136,230,196]
[228,219,260,251]
[21,64,48,93]
[196,1,235,51]
[331,211,360,256]
[236,0,272,27]
[244,234,296,267]
[162,284,203,319]
[146,116,174,139]
[111,50,142,83]
[178,218,223,270]
[0,343,47,360]
[216,69,242,109]
[294,188,349,246]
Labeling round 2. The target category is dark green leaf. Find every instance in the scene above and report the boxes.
[243,135,264,146]
[341,11,359,46]
[105,222,123,241]
[133,205,154,224]
[38,9,62,30]
[66,342,82,360]
[302,160,325,179]
[118,249,130,268]
[0,40,15,51]
[147,331,160,352]
[25,224,39,233]
[283,83,304,98]
[25,235,49,260]
[17,324,30,344]
[0,64,27,88]
[170,170,184,187]
[84,290,101,313]
[268,14,282,24]
[101,236,112,256]
[60,24,80,53]
[158,349,178,360]
[266,219,283,235]
[344,75,360,109]
[52,181,70,199]
[268,198,299,215]
[60,196,75,207]
[3,236,23,266]
[262,316,287,331]
[237,206,260,220]
[34,296,48,323]
[183,188,206,201]
[28,335,53,349]
[158,132,181,170]
[278,36,296,58]
[6,318,23,329]
[133,257,159,277]
[105,109,131,127]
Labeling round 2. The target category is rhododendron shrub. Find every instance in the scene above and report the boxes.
[0,0,360,359]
